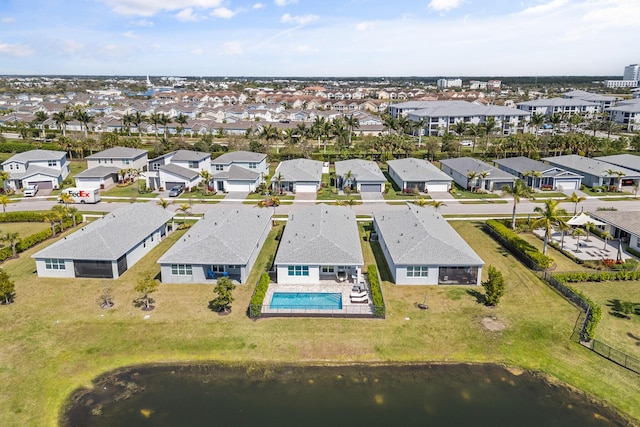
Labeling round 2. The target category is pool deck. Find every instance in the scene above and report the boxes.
[262,276,376,317]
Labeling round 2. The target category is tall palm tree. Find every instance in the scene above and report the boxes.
[572,228,586,252]
[602,231,613,250]
[148,112,162,142]
[481,116,497,157]
[531,199,568,255]
[259,124,280,154]
[319,119,334,154]
[382,113,398,135]
[567,191,586,215]
[479,170,490,191]
[453,121,467,141]
[606,169,626,191]
[158,113,171,140]
[530,113,545,135]
[467,123,482,153]
[414,117,427,148]
[200,170,211,195]
[466,171,478,190]
[175,113,188,142]
[584,221,595,242]
[273,172,284,195]
[501,179,532,230]
[34,111,48,139]
[131,111,146,139]
[53,111,69,137]
[311,116,326,150]
[74,110,94,139]
[0,194,10,213]
[67,206,79,228]
[3,232,20,258]
[344,114,360,147]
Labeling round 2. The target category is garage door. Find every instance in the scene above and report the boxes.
[28,180,53,189]
[76,178,101,189]
[360,183,382,193]
[426,182,449,192]
[492,181,513,191]
[556,180,578,191]
[295,183,318,193]
[227,181,253,192]
[164,181,183,190]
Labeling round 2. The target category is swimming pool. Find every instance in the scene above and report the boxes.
[270,292,343,310]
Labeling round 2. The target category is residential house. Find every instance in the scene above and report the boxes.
[543,155,640,189]
[146,150,211,191]
[158,208,272,284]
[78,147,149,189]
[588,210,640,252]
[32,203,174,279]
[271,158,323,193]
[373,205,484,285]
[595,154,640,175]
[334,159,387,193]
[606,98,640,132]
[274,205,364,285]
[516,98,601,116]
[2,149,70,191]
[387,158,453,193]
[494,156,583,191]
[210,150,268,193]
[440,157,517,191]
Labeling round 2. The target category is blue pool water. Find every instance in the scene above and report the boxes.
[270,292,343,310]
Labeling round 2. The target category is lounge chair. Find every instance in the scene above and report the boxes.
[350,294,369,303]
[350,291,367,298]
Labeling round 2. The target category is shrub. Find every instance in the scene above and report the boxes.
[485,220,554,269]
[249,272,271,317]
[366,264,385,318]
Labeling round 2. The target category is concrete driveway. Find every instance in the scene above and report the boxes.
[360,192,384,201]
[224,191,249,200]
[294,192,316,202]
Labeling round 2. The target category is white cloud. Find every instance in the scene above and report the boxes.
[356,21,374,31]
[274,0,297,6]
[211,7,235,19]
[0,41,33,57]
[296,45,317,54]
[253,3,265,9]
[123,31,138,38]
[99,0,223,16]
[223,41,244,55]
[191,47,204,54]
[175,8,205,22]
[427,0,463,12]
[281,13,318,25]
[518,0,568,16]
[130,18,154,27]
[60,39,86,54]
[1,17,15,23]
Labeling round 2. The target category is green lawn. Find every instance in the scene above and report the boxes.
[450,184,501,199]
[177,190,225,200]
[102,183,157,198]
[582,187,631,196]
[0,222,50,236]
[0,220,639,426]
[382,189,431,201]
[531,192,568,199]
[516,232,591,273]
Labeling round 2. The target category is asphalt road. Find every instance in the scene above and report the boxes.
[9,194,640,218]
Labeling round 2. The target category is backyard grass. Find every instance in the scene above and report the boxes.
[0,220,639,426]
[0,221,50,236]
[516,232,592,273]
[102,183,157,198]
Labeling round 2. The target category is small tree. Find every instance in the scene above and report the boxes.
[619,301,637,320]
[3,232,20,258]
[0,269,16,305]
[481,265,505,306]
[209,276,236,314]
[133,274,159,311]
[97,287,114,309]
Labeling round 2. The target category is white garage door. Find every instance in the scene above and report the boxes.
[556,180,578,191]
[426,182,449,192]
[76,178,101,189]
[227,181,253,192]
[28,180,53,189]
[360,183,382,192]
[295,183,318,193]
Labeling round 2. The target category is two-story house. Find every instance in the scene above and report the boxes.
[145,150,211,191]
[75,147,149,190]
[2,149,70,191]
[210,151,268,193]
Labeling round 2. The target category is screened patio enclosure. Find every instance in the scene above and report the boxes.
[438,266,479,285]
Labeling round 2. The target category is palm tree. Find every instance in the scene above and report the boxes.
[58,192,73,208]
[567,191,586,215]
[0,171,9,192]
[158,113,171,140]
[156,198,171,209]
[0,194,10,213]
[74,110,94,139]
[530,113,545,135]
[148,112,162,142]
[259,124,280,154]
[175,113,188,142]
[559,222,570,250]
[273,172,284,195]
[584,221,595,242]
[3,232,20,258]
[453,121,467,141]
[53,111,69,137]
[319,119,334,154]
[344,114,360,147]
[602,231,613,250]
[501,179,532,230]
[131,111,146,139]
[177,203,191,224]
[34,111,48,139]
[121,113,133,136]
[479,170,490,191]
[481,117,497,157]
[522,170,542,188]
[466,171,478,190]
[200,170,211,195]
[382,113,399,135]
[311,116,326,150]
[413,197,429,207]
[343,170,355,191]
[67,206,78,228]
[531,199,568,255]
[43,212,57,237]
[428,200,446,212]
[606,169,626,191]
[413,117,427,148]
[572,228,586,252]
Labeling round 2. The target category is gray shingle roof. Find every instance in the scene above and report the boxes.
[74,165,120,178]
[274,204,364,265]
[212,150,267,164]
[2,149,66,165]
[335,159,386,183]
[543,155,640,178]
[494,156,582,178]
[271,158,322,183]
[402,100,530,118]
[588,211,640,237]
[10,165,62,179]
[387,158,452,182]
[440,157,517,180]
[212,165,260,181]
[374,205,484,266]
[171,149,210,162]
[517,98,600,107]
[85,147,147,160]
[159,163,200,180]
[594,154,640,173]
[158,208,271,265]
[32,203,174,261]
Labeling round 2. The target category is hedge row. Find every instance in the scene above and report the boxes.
[554,270,640,283]
[552,275,602,340]
[366,264,385,318]
[0,141,62,153]
[486,220,554,269]
[0,216,77,262]
[0,212,47,222]
[249,272,271,317]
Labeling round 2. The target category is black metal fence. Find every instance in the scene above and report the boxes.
[249,304,384,319]
[592,340,640,375]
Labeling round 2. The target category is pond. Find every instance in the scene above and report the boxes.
[63,363,630,427]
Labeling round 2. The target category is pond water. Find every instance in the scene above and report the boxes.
[63,364,630,427]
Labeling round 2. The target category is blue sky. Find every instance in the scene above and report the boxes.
[0,0,638,76]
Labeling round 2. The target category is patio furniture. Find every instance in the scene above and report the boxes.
[350,291,367,299]
[352,283,365,293]
[350,294,369,304]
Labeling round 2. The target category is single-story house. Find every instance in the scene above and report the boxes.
[274,204,364,285]
[387,157,453,193]
[271,159,323,193]
[85,146,148,171]
[334,159,387,193]
[588,210,640,251]
[493,156,583,191]
[373,205,484,285]
[158,208,272,284]
[543,154,640,189]
[2,149,70,191]
[146,150,211,191]
[32,203,174,279]
[440,157,517,191]
[74,165,121,189]
[595,154,640,175]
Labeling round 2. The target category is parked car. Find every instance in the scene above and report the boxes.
[460,140,473,146]
[23,184,38,197]
[168,185,184,197]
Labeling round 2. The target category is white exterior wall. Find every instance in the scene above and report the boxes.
[386,165,405,190]
[276,265,321,284]
[34,259,76,278]
[158,170,200,190]
[394,265,440,285]
[630,234,640,252]
[294,183,319,193]
[24,174,60,188]
[87,156,147,171]
[123,226,167,276]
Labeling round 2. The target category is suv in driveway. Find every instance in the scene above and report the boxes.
[23,184,39,197]
[168,185,184,197]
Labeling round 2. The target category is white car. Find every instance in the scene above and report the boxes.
[460,140,473,147]
[23,184,39,197]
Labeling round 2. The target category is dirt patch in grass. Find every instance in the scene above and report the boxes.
[482,316,506,332]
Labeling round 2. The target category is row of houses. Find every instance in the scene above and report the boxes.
[32,203,484,288]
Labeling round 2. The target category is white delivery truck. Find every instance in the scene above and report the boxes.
[58,188,101,204]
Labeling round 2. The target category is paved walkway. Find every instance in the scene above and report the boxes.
[223,191,249,200]
[294,192,317,202]
[429,191,455,200]
[532,229,634,261]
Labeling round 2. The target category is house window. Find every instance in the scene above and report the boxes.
[45,259,65,270]
[636,238,640,250]
[407,266,428,277]
[210,265,225,272]
[215,164,224,171]
[171,264,192,275]
[321,266,334,273]
[249,162,257,169]
[122,159,130,165]
[48,160,57,167]
[153,163,160,170]
[288,265,309,276]
[188,161,199,169]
